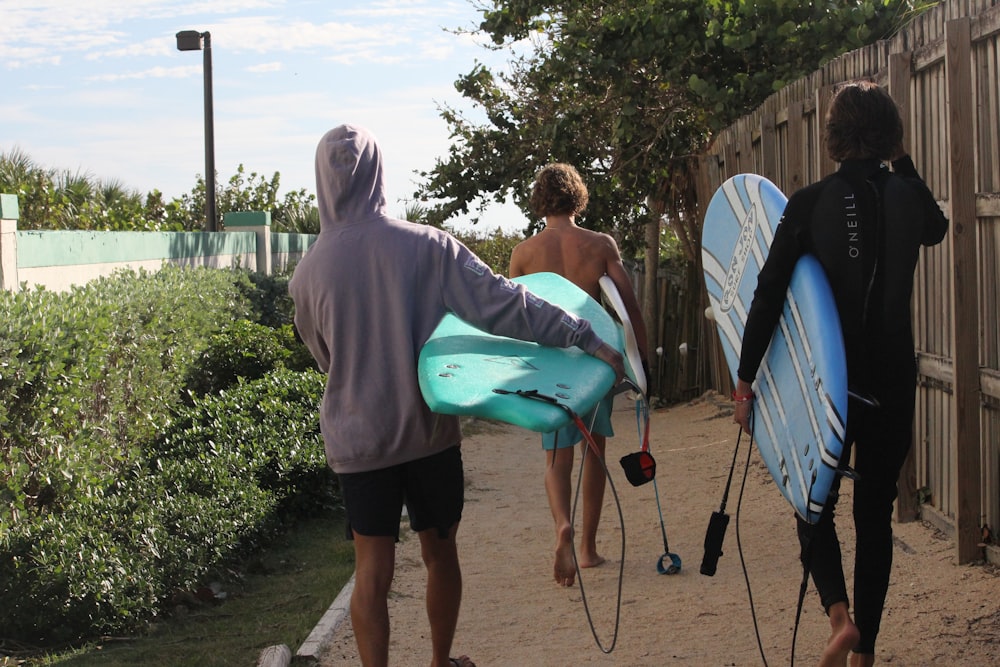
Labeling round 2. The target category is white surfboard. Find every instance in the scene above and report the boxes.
[599,276,646,396]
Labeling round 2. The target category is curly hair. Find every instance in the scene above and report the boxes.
[825,80,903,162]
[529,163,589,218]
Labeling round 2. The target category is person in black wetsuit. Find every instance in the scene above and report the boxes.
[732,81,949,667]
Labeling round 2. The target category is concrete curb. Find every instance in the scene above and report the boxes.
[257,572,355,666]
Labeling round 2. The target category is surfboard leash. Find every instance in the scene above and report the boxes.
[630,396,681,575]
[492,388,626,654]
[733,409,771,667]
[570,412,626,654]
[699,403,771,664]
[699,418,743,577]
[789,473,820,667]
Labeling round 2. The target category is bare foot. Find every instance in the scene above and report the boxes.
[446,656,476,667]
[554,528,576,586]
[577,552,606,568]
[818,618,861,667]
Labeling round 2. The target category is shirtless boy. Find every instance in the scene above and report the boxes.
[509,162,649,587]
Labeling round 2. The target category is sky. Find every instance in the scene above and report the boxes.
[0,0,528,233]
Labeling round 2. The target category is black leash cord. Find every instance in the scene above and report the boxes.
[570,412,626,654]
[493,388,625,654]
[735,406,770,667]
[790,475,819,667]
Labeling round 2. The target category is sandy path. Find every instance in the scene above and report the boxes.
[318,392,999,666]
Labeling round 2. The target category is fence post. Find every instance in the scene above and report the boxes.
[815,85,837,178]
[786,100,805,192]
[944,17,982,564]
[0,194,19,291]
[889,50,920,524]
[224,211,272,275]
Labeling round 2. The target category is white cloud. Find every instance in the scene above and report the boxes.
[0,0,524,233]
[87,65,203,82]
[246,61,282,73]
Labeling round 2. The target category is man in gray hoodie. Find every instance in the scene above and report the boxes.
[289,124,624,667]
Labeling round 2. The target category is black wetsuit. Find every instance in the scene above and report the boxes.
[737,156,948,654]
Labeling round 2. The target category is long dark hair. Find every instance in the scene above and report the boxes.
[825,81,903,162]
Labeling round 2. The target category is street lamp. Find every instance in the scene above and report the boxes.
[176,30,217,232]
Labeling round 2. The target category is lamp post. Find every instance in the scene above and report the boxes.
[175,30,217,232]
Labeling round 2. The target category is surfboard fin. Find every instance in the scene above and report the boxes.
[848,389,880,409]
[837,464,861,481]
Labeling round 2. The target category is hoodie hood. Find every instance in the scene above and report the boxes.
[315,124,387,229]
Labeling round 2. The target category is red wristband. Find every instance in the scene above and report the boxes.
[732,390,754,403]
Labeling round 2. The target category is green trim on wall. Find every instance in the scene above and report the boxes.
[272,232,316,253]
[224,211,271,227]
[16,231,257,269]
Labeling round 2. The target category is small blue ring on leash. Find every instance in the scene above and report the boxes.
[657,552,682,575]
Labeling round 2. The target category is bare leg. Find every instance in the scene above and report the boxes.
[819,601,861,667]
[849,653,875,667]
[578,434,607,568]
[418,523,468,667]
[350,533,396,667]
[545,446,576,586]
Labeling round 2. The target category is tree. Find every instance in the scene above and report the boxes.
[166,165,317,233]
[0,148,163,231]
[417,0,934,368]
[1,149,318,233]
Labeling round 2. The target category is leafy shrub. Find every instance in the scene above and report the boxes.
[0,265,336,644]
[0,266,253,533]
[183,320,292,398]
[236,264,297,329]
[0,369,330,643]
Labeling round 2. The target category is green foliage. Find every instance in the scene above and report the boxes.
[417,0,934,255]
[0,266,253,532]
[0,370,330,644]
[0,266,335,645]
[0,149,319,233]
[237,269,298,330]
[183,320,315,398]
[166,164,318,233]
[30,511,353,667]
[449,225,524,276]
[157,370,332,518]
[0,147,174,231]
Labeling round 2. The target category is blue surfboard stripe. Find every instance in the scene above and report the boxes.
[784,264,847,451]
[706,181,837,512]
[731,177,823,507]
[702,174,848,523]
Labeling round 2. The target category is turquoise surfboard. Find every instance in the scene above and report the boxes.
[701,174,848,524]
[418,272,623,433]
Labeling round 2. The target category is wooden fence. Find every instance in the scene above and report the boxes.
[694,0,1000,565]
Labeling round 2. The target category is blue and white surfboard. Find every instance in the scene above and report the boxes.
[701,174,848,524]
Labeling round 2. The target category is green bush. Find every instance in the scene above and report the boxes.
[0,266,253,532]
[184,320,292,398]
[0,267,335,645]
[237,270,297,329]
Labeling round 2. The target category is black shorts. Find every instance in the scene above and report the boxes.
[338,445,464,540]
